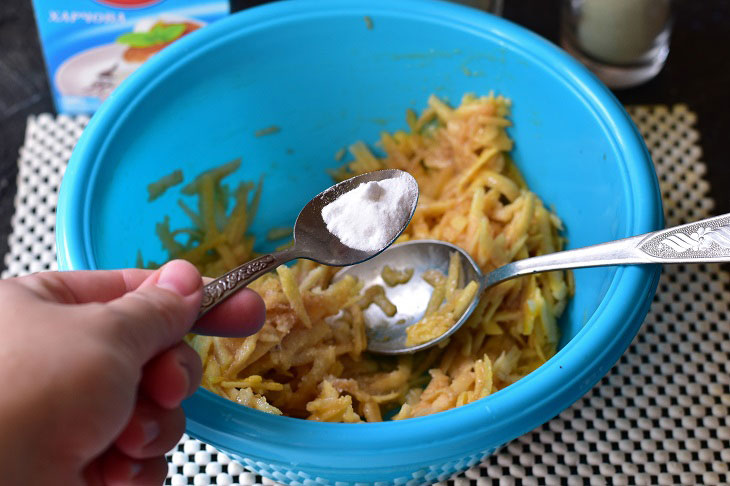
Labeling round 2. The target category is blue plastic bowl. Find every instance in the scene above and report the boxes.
[56,1,663,484]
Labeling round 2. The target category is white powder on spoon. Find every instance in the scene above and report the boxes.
[322,176,415,251]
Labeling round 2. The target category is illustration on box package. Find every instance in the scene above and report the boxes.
[31,0,229,114]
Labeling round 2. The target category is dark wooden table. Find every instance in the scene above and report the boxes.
[1,0,729,274]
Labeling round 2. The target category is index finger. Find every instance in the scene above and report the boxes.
[193,288,266,337]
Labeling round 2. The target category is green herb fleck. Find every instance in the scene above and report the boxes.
[117,23,186,48]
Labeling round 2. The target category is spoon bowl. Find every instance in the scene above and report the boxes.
[336,240,482,354]
[292,169,419,266]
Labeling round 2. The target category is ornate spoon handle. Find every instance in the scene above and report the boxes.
[484,213,730,289]
[637,213,730,261]
[198,247,300,318]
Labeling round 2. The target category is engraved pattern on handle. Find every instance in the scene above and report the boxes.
[199,254,276,316]
[639,214,730,260]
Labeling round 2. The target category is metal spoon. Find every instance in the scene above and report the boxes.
[339,212,730,355]
[197,169,419,317]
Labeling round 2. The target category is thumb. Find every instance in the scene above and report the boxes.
[103,260,202,363]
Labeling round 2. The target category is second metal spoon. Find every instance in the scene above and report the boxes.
[338,212,730,354]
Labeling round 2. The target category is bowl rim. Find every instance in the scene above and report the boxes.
[56,0,664,467]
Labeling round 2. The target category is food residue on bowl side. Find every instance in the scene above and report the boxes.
[254,125,281,137]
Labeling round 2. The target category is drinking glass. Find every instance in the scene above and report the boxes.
[561,0,672,89]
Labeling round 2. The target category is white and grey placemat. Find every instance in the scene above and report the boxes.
[3,106,728,486]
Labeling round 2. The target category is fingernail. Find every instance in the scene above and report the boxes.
[157,260,200,297]
[141,419,160,445]
[129,461,143,478]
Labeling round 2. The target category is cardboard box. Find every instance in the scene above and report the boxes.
[31,0,229,114]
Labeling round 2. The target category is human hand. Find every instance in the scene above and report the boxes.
[0,260,266,486]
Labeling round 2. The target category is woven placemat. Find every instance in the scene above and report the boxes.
[3,107,729,486]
